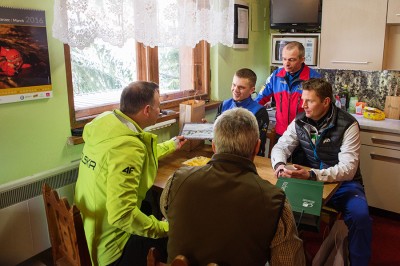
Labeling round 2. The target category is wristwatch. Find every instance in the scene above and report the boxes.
[308,170,317,181]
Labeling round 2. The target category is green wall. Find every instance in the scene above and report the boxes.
[211,0,270,101]
[0,0,82,185]
[0,0,270,186]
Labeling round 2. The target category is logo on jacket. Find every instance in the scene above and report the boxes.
[122,166,135,174]
[323,138,331,144]
[81,153,96,170]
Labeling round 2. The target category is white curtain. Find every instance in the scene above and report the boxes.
[52,0,234,49]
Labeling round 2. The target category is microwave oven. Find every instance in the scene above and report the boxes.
[271,36,319,66]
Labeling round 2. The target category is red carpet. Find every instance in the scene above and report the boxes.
[302,208,400,265]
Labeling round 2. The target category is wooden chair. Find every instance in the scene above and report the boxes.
[266,127,277,158]
[147,247,218,266]
[320,206,342,230]
[42,183,91,266]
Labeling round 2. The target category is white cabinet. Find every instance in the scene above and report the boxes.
[387,0,400,23]
[320,0,388,70]
[385,0,400,70]
[360,130,400,213]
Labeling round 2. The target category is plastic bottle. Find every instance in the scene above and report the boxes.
[335,95,342,109]
[348,96,358,114]
[340,85,349,111]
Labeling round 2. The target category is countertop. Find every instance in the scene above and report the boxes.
[351,114,400,134]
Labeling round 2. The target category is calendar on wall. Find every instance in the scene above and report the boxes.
[0,6,52,104]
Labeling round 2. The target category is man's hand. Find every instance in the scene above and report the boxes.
[279,164,309,180]
[274,164,286,178]
[173,136,187,150]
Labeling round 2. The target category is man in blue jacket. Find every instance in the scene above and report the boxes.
[255,41,320,163]
[215,68,269,156]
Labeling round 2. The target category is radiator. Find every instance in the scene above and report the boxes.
[144,118,177,132]
[0,161,79,265]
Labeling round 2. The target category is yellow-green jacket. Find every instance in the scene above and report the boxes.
[75,109,176,265]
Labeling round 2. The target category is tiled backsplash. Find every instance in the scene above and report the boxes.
[319,69,400,110]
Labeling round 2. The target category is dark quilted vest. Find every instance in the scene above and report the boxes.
[295,105,363,184]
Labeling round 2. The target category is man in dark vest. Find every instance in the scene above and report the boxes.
[271,78,372,266]
[161,108,305,266]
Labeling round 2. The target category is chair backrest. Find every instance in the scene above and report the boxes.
[42,183,91,266]
[267,126,277,158]
[147,247,218,266]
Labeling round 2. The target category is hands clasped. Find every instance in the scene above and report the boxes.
[275,164,309,180]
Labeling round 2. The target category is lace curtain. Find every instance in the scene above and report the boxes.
[52,0,234,49]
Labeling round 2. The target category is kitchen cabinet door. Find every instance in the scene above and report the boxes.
[360,145,400,213]
[360,130,400,213]
[383,25,400,70]
[387,0,400,24]
[320,0,387,70]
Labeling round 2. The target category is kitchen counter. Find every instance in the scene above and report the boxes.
[351,114,400,134]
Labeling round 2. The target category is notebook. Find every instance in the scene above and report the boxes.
[276,177,324,231]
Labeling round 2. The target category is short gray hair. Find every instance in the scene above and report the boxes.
[284,41,305,59]
[213,108,259,158]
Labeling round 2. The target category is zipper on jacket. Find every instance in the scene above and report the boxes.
[295,97,301,116]
[151,138,157,166]
[287,92,291,126]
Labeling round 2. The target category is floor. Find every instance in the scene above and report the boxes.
[302,207,400,266]
[17,249,51,266]
[18,208,400,266]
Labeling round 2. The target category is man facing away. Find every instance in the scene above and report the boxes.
[215,68,269,156]
[75,81,187,266]
[271,78,372,266]
[161,108,305,266]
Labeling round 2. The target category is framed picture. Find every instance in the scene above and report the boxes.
[0,7,52,104]
[233,1,249,49]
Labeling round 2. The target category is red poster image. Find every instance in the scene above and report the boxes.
[0,6,52,104]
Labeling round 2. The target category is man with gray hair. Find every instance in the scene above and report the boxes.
[161,108,305,265]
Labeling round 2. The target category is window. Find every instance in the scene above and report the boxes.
[65,40,210,129]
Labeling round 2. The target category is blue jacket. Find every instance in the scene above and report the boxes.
[255,65,320,135]
[216,97,269,156]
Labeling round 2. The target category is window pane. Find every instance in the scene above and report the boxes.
[158,46,180,92]
[70,39,137,110]
[158,46,194,94]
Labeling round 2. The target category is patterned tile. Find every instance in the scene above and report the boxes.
[269,67,400,110]
[319,69,400,110]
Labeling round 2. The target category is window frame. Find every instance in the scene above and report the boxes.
[64,41,210,130]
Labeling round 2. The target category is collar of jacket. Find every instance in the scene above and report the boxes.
[222,97,263,115]
[208,153,258,174]
[276,63,310,80]
[113,109,142,133]
[297,103,337,132]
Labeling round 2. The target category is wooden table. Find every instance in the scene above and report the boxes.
[155,144,340,205]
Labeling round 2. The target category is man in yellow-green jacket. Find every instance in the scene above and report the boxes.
[75,81,187,266]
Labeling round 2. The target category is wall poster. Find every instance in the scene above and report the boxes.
[233,1,249,49]
[0,6,52,104]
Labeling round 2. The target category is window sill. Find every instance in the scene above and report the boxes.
[67,100,221,145]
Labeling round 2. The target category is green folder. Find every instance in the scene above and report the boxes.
[276,177,324,231]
